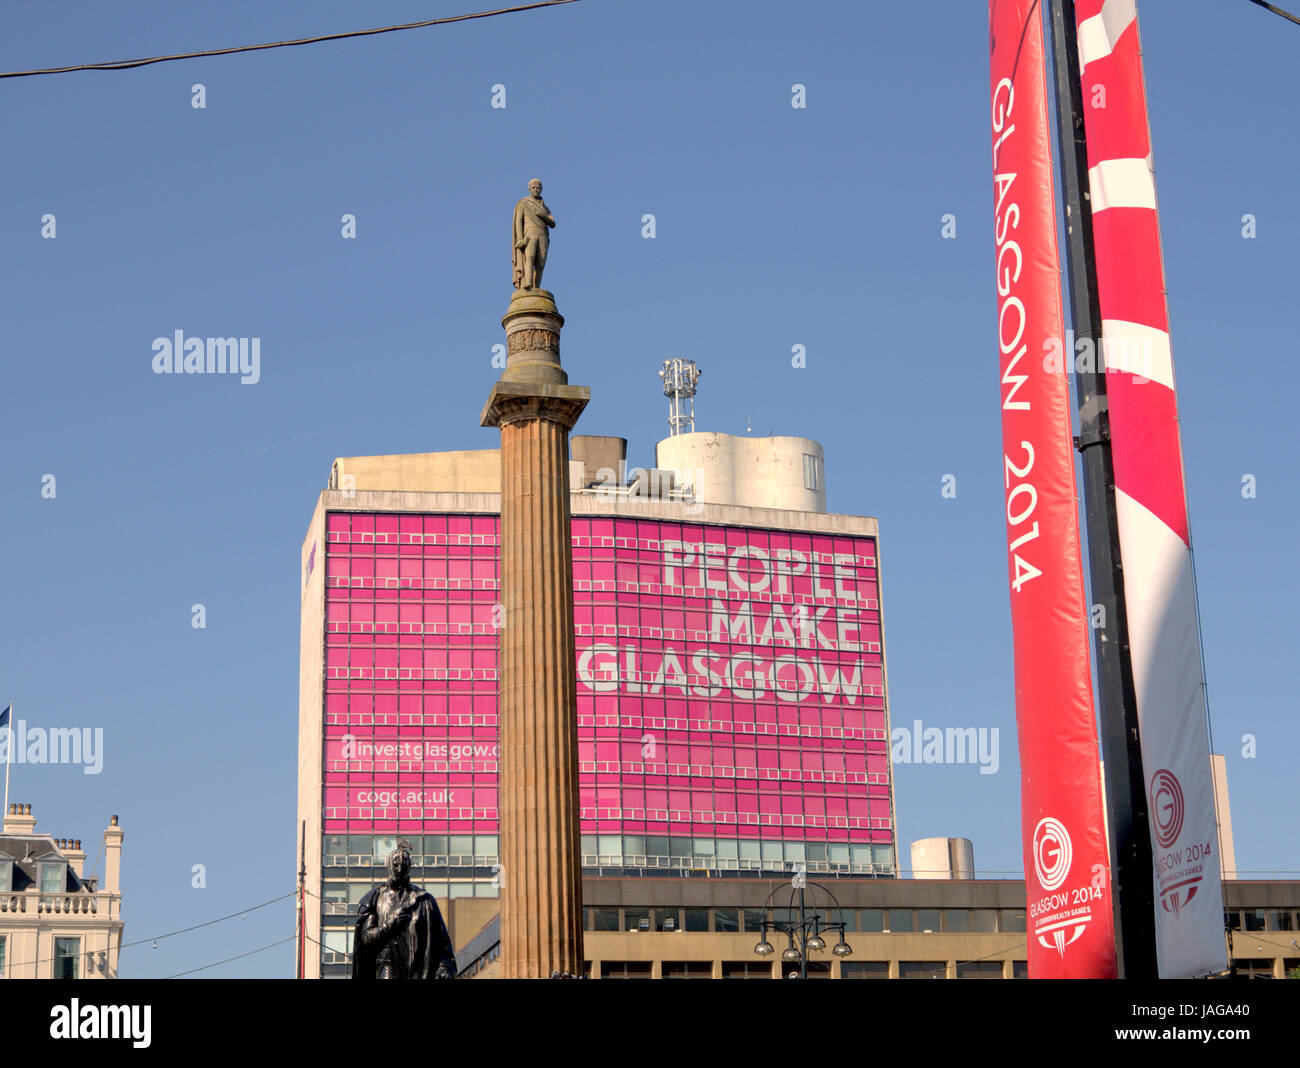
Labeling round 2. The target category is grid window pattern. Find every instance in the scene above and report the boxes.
[899,960,947,979]
[957,960,1003,978]
[722,960,774,978]
[320,512,892,878]
[662,960,713,978]
[600,961,653,979]
[577,905,1022,934]
[839,961,890,979]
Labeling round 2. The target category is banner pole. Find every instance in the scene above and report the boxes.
[1046,0,1157,979]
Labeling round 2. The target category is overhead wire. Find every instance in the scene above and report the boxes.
[1246,0,1300,27]
[0,0,580,80]
[164,934,297,979]
[3,888,295,971]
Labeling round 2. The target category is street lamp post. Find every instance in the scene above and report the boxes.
[752,876,853,978]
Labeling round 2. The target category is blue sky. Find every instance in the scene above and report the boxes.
[1,1,1295,978]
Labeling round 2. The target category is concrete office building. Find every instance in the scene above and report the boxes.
[0,803,125,979]
[297,428,897,977]
[453,875,1300,979]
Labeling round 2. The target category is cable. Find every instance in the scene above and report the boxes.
[0,0,580,80]
[1247,0,1300,26]
[118,890,297,952]
[3,888,296,971]
[164,934,297,979]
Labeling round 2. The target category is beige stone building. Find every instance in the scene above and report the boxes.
[0,803,125,979]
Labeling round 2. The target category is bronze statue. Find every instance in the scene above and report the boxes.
[512,178,556,291]
[351,843,455,979]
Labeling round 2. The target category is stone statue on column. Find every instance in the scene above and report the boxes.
[512,178,556,291]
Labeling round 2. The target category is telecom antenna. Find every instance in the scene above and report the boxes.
[658,358,701,437]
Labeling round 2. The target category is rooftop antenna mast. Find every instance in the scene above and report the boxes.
[659,358,701,437]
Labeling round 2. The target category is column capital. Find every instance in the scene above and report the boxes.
[480,380,589,430]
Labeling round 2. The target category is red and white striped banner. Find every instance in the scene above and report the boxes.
[1074,0,1227,978]
[989,0,1117,979]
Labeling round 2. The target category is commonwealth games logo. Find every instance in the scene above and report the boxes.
[1149,769,1207,916]
[1150,769,1184,849]
[1030,817,1090,958]
[1032,817,1072,891]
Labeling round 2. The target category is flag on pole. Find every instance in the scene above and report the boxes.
[988,0,1117,978]
[1072,0,1227,978]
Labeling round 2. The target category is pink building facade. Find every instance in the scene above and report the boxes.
[320,510,892,855]
[299,467,895,975]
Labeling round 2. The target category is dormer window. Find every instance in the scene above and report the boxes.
[39,861,65,894]
[0,858,12,893]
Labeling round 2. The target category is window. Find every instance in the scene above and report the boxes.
[899,960,946,979]
[917,909,941,933]
[0,859,11,893]
[741,908,767,933]
[886,909,913,933]
[601,961,653,979]
[55,938,80,979]
[839,961,889,979]
[654,908,680,932]
[802,453,822,492]
[1233,959,1274,979]
[857,909,885,933]
[1000,909,1026,933]
[684,908,710,932]
[714,909,740,933]
[661,961,712,979]
[40,863,65,895]
[782,960,831,979]
[1011,960,1029,979]
[1273,910,1296,932]
[322,931,352,964]
[971,909,998,933]
[1242,909,1267,932]
[0,935,5,977]
[722,961,772,979]
[957,960,1003,979]
[588,906,619,932]
[624,907,651,932]
[942,910,970,933]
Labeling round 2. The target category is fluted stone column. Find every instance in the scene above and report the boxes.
[481,287,588,978]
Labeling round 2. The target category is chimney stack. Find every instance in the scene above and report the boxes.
[3,802,37,836]
[103,815,124,895]
[64,838,87,879]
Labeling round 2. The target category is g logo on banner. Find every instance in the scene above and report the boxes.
[1149,769,1204,916]
[1032,817,1072,892]
[1149,769,1185,849]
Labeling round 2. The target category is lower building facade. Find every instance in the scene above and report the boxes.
[455,877,1300,980]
